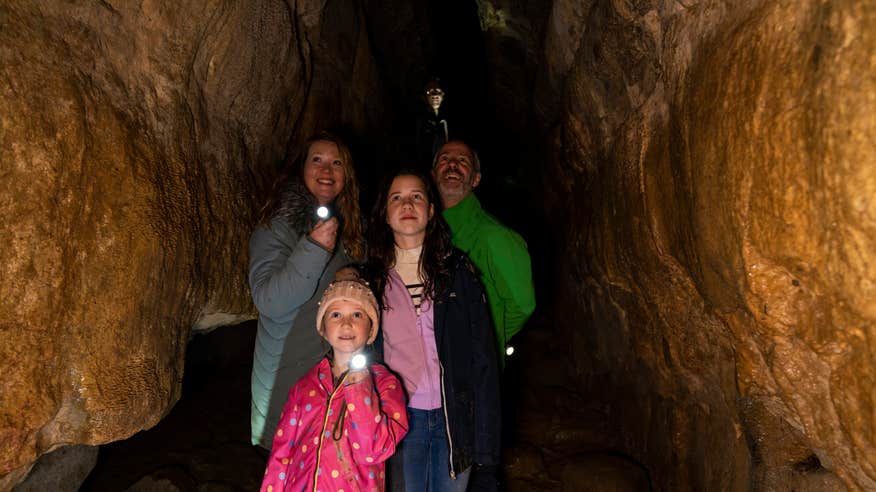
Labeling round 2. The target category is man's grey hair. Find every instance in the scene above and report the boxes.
[432,140,481,173]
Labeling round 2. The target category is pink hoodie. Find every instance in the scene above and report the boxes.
[381,270,442,409]
[261,357,408,492]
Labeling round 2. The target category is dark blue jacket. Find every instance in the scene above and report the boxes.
[433,250,501,473]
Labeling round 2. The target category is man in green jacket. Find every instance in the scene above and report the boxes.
[432,140,536,364]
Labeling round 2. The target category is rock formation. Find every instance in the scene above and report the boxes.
[529,0,875,489]
[0,1,386,487]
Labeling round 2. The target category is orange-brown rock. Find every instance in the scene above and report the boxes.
[0,1,385,488]
[534,0,875,489]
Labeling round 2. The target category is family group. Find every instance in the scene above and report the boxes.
[250,127,535,492]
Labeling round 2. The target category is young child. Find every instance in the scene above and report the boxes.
[260,274,409,492]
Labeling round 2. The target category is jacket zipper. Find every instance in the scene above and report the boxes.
[439,360,456,480]
[431,278,456,480]
[312,370,348,491]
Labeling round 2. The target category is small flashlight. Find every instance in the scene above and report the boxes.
[316,205,331,220]
[350,353,367,371]
[505,346,515,357]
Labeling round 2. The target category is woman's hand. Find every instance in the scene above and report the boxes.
[309,217,339,251]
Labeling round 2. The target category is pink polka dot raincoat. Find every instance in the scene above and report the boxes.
[260,357,409,492]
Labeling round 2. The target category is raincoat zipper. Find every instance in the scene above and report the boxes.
[311,370,348,491]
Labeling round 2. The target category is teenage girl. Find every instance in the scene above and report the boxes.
[368,171,501,491]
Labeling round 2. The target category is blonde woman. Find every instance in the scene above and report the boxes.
[249,131,365,448]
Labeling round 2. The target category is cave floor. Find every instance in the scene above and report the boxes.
[80,317,649,491]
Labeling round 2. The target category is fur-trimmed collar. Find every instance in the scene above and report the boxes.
[274,178,319,234]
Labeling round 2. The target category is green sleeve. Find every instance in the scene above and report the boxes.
[483,227,536,345]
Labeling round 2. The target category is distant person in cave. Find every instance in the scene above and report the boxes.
[432,140,536,367]
[260,273,408,492]
[248,131,366,449]
[367,170,501,491]
[415,78,449,168]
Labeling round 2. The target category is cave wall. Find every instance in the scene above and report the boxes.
[0,1,386,487]
[527,0,875,489]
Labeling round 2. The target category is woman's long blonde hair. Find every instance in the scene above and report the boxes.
[257,131,365,261]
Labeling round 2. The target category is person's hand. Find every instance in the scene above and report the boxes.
[309,217,338,251]
[344,367,371,386]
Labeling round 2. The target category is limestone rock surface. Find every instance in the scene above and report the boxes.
[0,1,385,487]
[532,0,876,489]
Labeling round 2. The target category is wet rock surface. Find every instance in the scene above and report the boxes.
[0,0,387,485]
[532,0,875,489]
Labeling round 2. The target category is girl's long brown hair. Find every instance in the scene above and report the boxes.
[256,131,365,261]
[367,170,453,306]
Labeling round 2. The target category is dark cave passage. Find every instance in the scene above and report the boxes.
[3,1,875,491]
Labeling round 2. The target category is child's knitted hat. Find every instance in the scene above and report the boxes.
[316,279,380,343]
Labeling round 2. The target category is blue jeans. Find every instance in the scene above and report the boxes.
[394,407,470,492]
